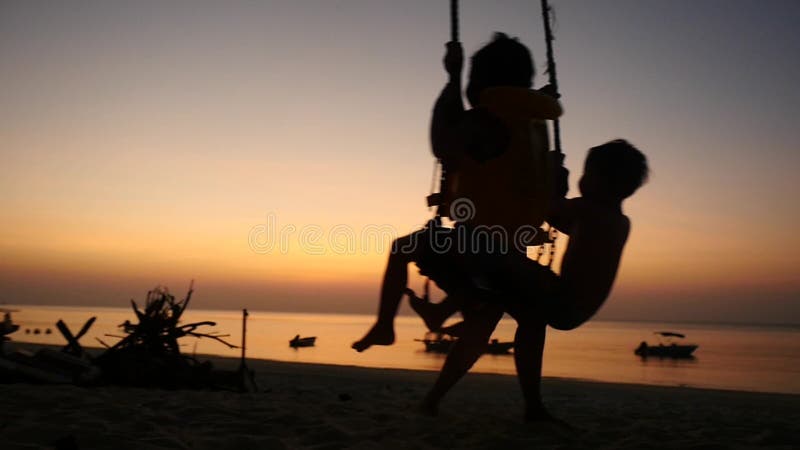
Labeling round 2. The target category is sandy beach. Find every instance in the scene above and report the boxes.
[1,352,797,450]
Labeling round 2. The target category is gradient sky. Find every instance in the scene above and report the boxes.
[1,0,798,324]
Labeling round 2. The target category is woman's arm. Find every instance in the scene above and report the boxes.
[547,198,581,233]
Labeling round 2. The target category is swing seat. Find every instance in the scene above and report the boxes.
[441,87,562,233]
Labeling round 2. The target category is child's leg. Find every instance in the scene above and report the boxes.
[406,279,463,331]
[352,233,419,352]
[408,293,459,331]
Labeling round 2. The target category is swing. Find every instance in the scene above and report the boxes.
[408,0,570,333]
[427,0,564,259]
[351,1,571,353]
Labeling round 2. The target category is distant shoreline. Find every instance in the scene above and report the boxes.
[5,303,799,329]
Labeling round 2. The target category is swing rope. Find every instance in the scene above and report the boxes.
[427,1,460,216]
[450,0,459,42]
[541,0,561,156]
[538,0,562,268]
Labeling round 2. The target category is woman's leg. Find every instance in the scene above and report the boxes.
[497,256,561,422]
[420,300,504,415]
[508,300,569,424]
[513,320,549,420]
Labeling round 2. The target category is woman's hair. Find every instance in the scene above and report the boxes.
[466,32,535,106]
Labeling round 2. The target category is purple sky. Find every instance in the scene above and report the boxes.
[1,1,799,324]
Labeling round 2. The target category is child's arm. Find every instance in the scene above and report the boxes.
[545,155,573,231]
[431,42,465,164]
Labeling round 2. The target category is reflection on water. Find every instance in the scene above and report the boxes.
[6,305,800,394]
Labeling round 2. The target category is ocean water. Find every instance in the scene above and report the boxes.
[6,305,800,395]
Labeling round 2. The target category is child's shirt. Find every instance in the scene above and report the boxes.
[440,87,562,233]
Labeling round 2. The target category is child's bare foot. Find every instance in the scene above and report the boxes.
[351,324,394,352]
[406,288,449,331]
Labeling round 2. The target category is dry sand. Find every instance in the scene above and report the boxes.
[1,354,797,450]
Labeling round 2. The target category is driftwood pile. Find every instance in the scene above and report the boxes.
[96,282,241,389]
[1,282,256,391]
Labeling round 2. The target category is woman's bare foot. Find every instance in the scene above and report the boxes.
[351,324,395,352]
[525,405,573,429]
[418,396,439,417]
[406,288,450,331]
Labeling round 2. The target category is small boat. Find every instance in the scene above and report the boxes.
[634,331,698,359]
[415,331,456,354]
[485,338,514,355]
[416,332,514,355]
[289,335,316,348]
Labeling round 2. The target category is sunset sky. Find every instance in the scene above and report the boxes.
[2,0,798,324]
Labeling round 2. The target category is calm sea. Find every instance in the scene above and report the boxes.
[6,305,800,395]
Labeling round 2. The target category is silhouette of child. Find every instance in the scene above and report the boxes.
[416,139,649,420]
[414,139,648,330]
[352,33,562,352]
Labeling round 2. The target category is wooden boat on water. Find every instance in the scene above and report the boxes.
[635,331,698,359]
[416,332,456,353]
[485,338,514,355]
[416,332,513,355]
[289,335,316,348]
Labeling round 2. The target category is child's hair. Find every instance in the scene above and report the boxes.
[585,140,649,199]
[466,32,534,106]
